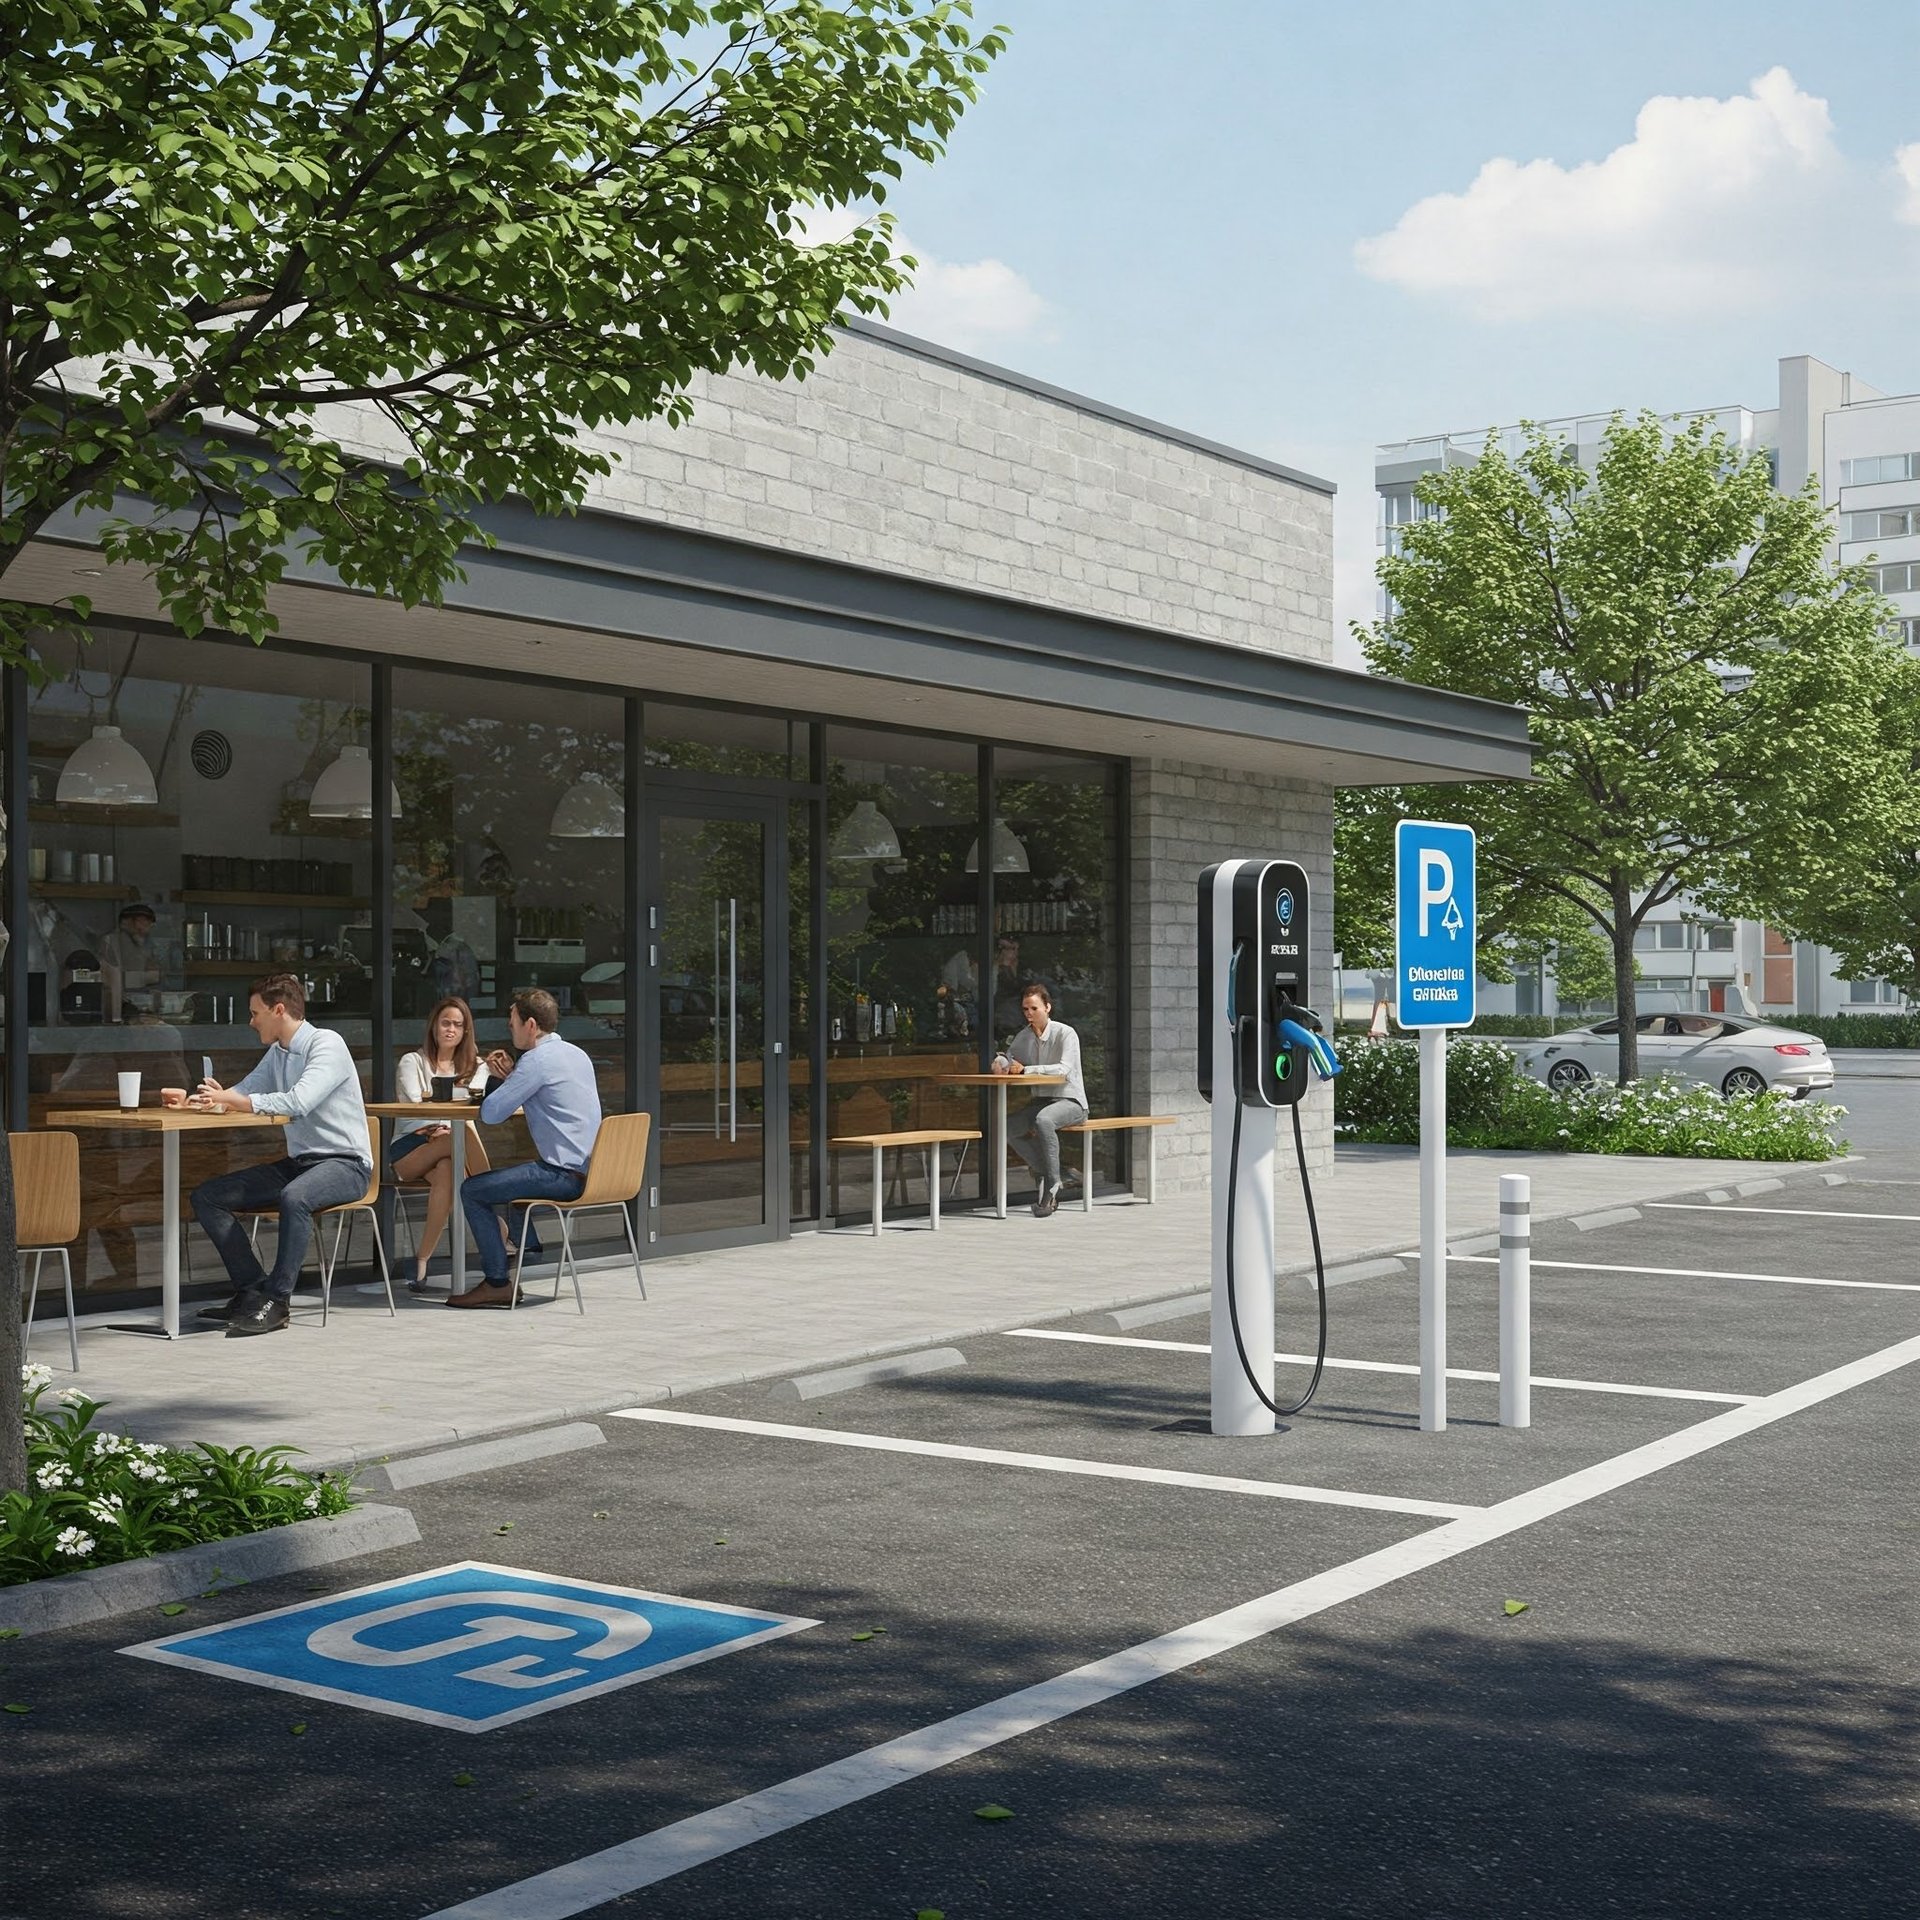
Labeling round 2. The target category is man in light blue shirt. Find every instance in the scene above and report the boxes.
[449,988,603,1307]
[167,974,372,1338]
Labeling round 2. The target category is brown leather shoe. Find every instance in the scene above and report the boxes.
[446,1281,518,1309]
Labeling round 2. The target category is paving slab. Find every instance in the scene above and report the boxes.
[41,1144,1855,1470]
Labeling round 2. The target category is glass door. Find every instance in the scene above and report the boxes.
[646,797,785,1249]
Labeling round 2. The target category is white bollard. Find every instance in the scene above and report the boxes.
[1499,1173,1531,1429]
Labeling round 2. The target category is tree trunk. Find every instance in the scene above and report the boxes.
[0,1143,24,1495]
[1611,874,1639,1084]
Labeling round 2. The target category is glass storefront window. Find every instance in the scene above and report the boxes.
[823,727,981,1220]
[24,626,373,1305]
[644,702,802,781]
[393,669,628,1264]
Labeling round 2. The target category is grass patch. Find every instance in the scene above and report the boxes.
[2,1368,353,1587]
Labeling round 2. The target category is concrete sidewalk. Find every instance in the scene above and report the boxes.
[41,1144,1855,1471]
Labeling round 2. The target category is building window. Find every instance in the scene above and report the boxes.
[1703,923,1735,952]
[1895,616,1920,649]
[1841,453,1920,486]
[1843,507,1919,542]
[22,627,373,1307]
[1870,562,1920,594]
[1847,978,1884,1004]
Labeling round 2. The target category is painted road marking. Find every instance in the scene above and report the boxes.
[1425,1255,1920,1294]
[424,1328,1920,1920]
[120,1564,816,1733]
[606,1408,1477,1521]
[1002,1327,1758,1405]
[1648,1202,1920,1224]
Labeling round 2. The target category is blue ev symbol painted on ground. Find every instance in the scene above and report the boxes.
[121,1562,819,1732]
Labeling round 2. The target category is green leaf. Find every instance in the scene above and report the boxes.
[850,1631,875,1642]
[1503,1599,1530,1617]
[495,1523,514,1534]
[3,1703,29,1715]
[591,1510,611,1520]
[973,1803,1014,1821]
[289,1722,308,1735]
[160,1603,189,1617]
[0,1629,20,1640]
[453,1772,476,1788]
[916,1911,946,1919]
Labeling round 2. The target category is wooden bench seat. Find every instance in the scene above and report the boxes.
[829,1128,982,1235]
[1059,1114,1174,1210]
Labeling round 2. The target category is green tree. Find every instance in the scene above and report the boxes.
[1363,413,1914,1085]
[0,0,1004,1490]
[1761,786,1920,999]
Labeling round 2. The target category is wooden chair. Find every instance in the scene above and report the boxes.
[12,1131,81,1372]
[508,1111,651,1314]
[239,1117,394,1323]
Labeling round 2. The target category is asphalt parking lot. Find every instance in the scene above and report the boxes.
[6,1181,1919,1920]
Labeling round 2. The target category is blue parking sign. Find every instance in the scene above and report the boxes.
[1394,820,1476,1029]
[121,1562,818,1732]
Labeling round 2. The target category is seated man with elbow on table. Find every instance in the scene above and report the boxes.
[448,988,602,1308]
[994,980,1088,1219]
[171,972,373,1339]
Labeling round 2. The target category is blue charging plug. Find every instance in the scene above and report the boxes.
[1277,1016,1341,1080]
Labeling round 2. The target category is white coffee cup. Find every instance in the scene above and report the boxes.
[117,1071,141,1110]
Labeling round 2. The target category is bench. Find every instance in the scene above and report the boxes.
[1058,1115,1174,1211]
[829,1128,982,1235]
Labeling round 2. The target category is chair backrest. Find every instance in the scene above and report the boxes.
[9,1131,81,1247]
[575,1110,651,1208]
[351,1116,381,1208]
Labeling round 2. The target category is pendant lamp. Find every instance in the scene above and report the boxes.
[965,817,1029,874]
[550,773,625,838]
[309,745,402,820]
[829,797,902,862]
[56,725,158,806]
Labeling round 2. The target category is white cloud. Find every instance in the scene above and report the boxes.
[1355,67,1846,319]
[1896,142,1920,225]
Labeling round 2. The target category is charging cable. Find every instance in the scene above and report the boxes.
[1222,942,1337,1418]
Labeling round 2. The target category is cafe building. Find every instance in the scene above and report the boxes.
[3,320,1529,1314]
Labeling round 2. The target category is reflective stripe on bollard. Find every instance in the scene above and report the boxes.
[1499,1174,1531,1429]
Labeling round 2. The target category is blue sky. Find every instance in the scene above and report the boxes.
[871,1,1920,660]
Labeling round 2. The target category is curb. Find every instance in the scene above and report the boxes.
[1572,1207,1642,1232]
[0,1504,420,1640]
[771,1349,966,1401]
[355,1423,605,1493]
[302,1154,1864,1476]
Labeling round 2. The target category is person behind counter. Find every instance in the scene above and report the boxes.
[391,995,491,1294]
[447,988,601,1309]
[165,972,372,1338]
[992,980,1088,1219]
[102,901,161,1022]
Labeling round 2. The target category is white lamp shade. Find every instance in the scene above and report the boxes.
[56,725,158,806]
[965,817,1029,874]
[830,797,902,862]
[309,745,401,819]
[550,773,625,838]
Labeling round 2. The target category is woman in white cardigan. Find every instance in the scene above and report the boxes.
[392,997,490,1292]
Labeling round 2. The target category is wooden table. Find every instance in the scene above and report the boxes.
[365,1100,487,1295]
[936,1073,1067,1218]
[48,1106,288,1339]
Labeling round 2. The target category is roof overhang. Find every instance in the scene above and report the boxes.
[15,498,1531,788]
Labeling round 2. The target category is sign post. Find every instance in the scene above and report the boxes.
[1393,820,1477,1434]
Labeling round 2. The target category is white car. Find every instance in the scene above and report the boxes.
[1519,1013,1835,1100]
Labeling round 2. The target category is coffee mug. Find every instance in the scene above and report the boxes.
[430,1075,456,1102]
[117,1072,141,1110]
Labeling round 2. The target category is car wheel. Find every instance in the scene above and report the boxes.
[1721,1066,1768,1098]
[1546,1060,1591,1092]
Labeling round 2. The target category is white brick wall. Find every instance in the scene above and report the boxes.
[1130,762,1335,1193]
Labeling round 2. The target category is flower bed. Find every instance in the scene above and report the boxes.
[1334,1037,1844,1161]
[2,1367,353,1587]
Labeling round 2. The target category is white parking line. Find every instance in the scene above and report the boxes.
[1001,1327,1758,1405]
[1648,1202,1920,1224]
[425,1328,1920,1920]
[605,1408,1476,1520]
[1432,1255,1920,1293]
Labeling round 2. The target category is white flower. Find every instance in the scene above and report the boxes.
[85,1494,125,1526]
[303,1489,323,1513]
[21,1363,52,1390]
[127,1457,169,1484]
[58,1387,89,1407]
[34,1462,72,1491]
[54,1526,95,1557]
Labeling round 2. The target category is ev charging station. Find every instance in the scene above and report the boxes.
[1198,860,1340,1436]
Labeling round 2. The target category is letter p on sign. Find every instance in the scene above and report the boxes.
[1418,850,1454,936]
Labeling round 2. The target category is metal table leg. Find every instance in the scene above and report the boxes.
[450,1112,468,1292]
[995,1080,1009,1220]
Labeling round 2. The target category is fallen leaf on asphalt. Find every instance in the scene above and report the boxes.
[4,1703,29,1714]
[290,1723,308,1736]
[0,1628,20,1640]
[713,1537,728,1545]
[850,1631,876,1642]
[916,1910,946,1919]
[160,1603,189,1617]
[591,1510,610,1520]
[1503,1599,1530,1617]
[495,1523,515,1534]
[453,1772,476,1788]
[973,1804,1014,1822]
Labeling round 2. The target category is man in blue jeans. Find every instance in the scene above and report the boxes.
[448,988,602,1308]
[170,973,373,1338]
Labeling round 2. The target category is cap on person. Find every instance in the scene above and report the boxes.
[118,902,157,927]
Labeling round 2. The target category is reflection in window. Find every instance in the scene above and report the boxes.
[644,701,800,780]
[24,626,372,1302]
